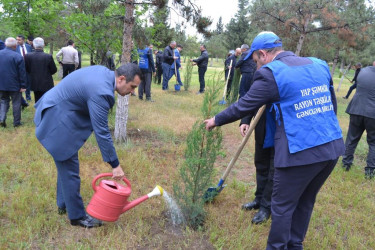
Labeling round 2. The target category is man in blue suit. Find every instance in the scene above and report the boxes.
[16,35,33,104]
[204,32,344,249]
[34,63,142,228]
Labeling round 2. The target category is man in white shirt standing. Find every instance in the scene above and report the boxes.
[56,40,79,78]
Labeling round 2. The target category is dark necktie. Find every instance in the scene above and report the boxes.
[21,45,26,57]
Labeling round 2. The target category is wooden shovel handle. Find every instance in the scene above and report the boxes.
[221,105,266,180]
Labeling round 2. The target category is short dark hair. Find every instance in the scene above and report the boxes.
[67,40,74,46]
[200,44,206,49]
[115,63,143,82]
[27,35,34,41]
[17,35,25,40]
[177,44,183,49]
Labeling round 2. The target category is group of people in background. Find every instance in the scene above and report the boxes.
[0,36,81,128]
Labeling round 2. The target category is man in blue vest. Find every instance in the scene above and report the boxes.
[204,31,345,249]
[137,44,155,101]
[34,63,142,228]
[170,44,184,86]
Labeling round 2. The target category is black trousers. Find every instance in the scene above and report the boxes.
[156,64,163,84]
[62,64,76,78]
[138,72,152,99]
[34,91,47,103]
[344,83,357,98]
[225,69,234,99]
[342,114,375,170]
[198,67,207,93]
[253,111,274,211]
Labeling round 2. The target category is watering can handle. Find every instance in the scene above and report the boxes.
[92,173,132,192]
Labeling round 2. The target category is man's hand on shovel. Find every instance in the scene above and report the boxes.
[240,124,250,137]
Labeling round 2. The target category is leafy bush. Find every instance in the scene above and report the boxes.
[183,58,193,91]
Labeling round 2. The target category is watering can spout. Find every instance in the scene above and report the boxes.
[122,185,163,213]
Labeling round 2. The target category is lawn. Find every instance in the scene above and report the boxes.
[0,55,374,249]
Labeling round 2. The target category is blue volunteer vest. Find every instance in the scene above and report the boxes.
[263,57,342,153]
[138,47,149,69]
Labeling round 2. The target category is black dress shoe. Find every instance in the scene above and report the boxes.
[343,164,351,171]
[14,122,23,128]
[0,121,6,128]
[71,215,103,228]
[242,200,260,211]
[252,208,271,224]
[58,207,66,215]
[21,102,29,110]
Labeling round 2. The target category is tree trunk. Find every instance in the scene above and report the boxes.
[114,0,135,142]
[210,57,213,67]
[330,47,340,77]
[337,63,351,92]
[295,15,310,56]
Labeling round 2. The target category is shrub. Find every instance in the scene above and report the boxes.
[183,58,193,91]
[173,75,223,229]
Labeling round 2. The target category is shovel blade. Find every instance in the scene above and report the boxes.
[218,98,227,105]
[204,184,227,202]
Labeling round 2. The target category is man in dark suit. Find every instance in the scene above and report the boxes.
[25,37,57,103]
[342,61,375,178]
[161,41,177,90]
[16,35,33,103]
[191,44,209,94]
[0,37,27,127]
[225,48,241,99]
[235,44,257,98]
[343,62,361,99]
[154,50,163,84]
[34,63,142,228]
[204,31,344,249]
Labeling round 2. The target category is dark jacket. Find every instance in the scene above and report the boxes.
[235,50,256,74]
[346,66,375,119]
[215,51,344,168]
[0,47,27,91]
[193,50,209,68]
[352,67,361,83]
[140,48,155,73]
[155,51,163,66]
[0,40,4,50]
[163,46,175,65]
[25,49,57,92]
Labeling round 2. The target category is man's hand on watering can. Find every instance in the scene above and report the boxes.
[204,117,216,131]
[112,166,125,181]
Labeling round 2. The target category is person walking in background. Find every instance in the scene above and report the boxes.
[16,34,32,105]
[25,37,57,103]
[56,40,79,78]
[34,63,142,228]
[343,62,362,99]
[225,48,241,99]
[170,44,184,86]
[204,31,344,249]
[191,44,209,94]
[0,37,27,128]
[154,49,163,84]
[138,44,155,101]
[162,41,177,90]
[342,61,375,179]
[235,44,257,98]
[106,49,115,70]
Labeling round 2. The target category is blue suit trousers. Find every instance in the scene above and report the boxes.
[266,159,337,250]
[162,63,172,90]
[54,152,86,220]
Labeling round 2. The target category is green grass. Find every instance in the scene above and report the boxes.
[0,54,374,249]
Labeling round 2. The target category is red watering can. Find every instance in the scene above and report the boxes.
[87,173,163,222]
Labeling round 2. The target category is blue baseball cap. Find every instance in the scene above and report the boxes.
[248,32,282,59]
